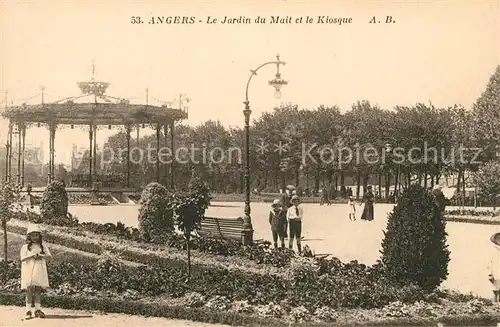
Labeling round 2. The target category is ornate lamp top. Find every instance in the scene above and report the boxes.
[77,62,109,95]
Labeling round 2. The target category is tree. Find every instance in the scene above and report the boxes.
[173,177,211,281]
[475,161,500,210]
[0,182,21,267]
[380,184,450,290]
[473,65,500,154]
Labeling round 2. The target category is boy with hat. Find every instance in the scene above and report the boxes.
[269,199,287,248]
[287,195,303,253]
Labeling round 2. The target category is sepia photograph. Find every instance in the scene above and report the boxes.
[0,0,499,326]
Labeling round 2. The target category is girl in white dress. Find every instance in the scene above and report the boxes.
[20,224,52,318]
[348,196,356,221]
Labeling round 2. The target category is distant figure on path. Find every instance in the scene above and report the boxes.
[287,195,303,253]
[360,186,374,221]
[432,184,446,213]
[269,199,287,248]
[348,196,356,221]
[21,224,52,319]
[489,232,500,303]
[320,186,330,205]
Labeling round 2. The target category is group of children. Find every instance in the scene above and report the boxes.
[269,194,303,253]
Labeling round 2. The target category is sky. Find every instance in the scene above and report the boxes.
[0,0,499,165]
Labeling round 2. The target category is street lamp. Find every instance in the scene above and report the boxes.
[241,54,287,245]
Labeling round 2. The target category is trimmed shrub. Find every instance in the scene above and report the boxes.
[380,184,450,290]
[138,182,175,240]
[40,180,69,221]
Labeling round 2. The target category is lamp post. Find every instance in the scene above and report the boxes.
[241,54,288,245]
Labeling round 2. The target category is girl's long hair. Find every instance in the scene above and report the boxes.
[26,233,45,254]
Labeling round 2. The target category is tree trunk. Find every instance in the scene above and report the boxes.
[456,169,462,207]
[3,220,7,266]
[356,171,361,200]
[394,168,399,194]
[423,172,428,189]
[186,234,191,282]
[462,171,466,208]
[378,173,382,199]
[385,172,391,199]
[430,174,435,188]
[334,174,338,192]
[295,168,300,188]
[314,170,320,194]
[340,171,345,188]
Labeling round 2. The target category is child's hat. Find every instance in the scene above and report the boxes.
[491,233,500,246]
[291,195,300,201]
[26,223,42,235]
[272,199,281,206]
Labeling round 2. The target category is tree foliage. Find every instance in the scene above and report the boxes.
[380,184,450,290]
[65,65,500,198]
[474,160,500,208]
[1,182,22,266]
[473,65,500,148]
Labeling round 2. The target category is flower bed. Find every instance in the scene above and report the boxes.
[210,193,395,204]
[446,209,500,217]
[5,219,287,276]
[0,289,498,326]
[67,192,117,204]
[9,210,294,271]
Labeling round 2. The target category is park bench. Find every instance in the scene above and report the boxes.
[199,216,244,241]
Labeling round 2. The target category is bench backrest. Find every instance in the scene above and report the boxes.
[199,216,243,240]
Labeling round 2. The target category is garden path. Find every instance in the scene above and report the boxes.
[0,305,230,327]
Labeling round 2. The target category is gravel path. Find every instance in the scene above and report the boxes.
[0,305,230,327]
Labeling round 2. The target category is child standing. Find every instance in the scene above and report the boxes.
[489,232,500,304]
[20,224,52,318]
[269,199,286,248]
[348,196,356,220]
[287,195,303,253]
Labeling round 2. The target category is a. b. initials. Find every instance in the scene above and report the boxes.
[369,16,396,24]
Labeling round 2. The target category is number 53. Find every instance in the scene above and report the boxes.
[131,16,142,24]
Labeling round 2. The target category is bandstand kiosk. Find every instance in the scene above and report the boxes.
[1,76,187,193]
